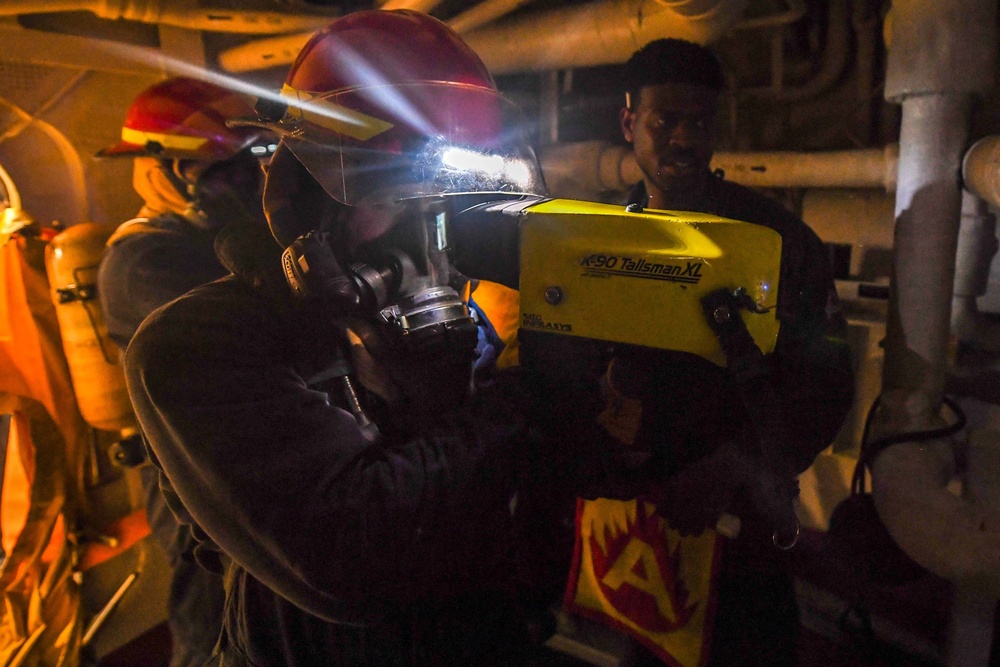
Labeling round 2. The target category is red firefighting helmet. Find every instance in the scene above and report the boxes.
[98,77,263,161]
[257,9,545,207]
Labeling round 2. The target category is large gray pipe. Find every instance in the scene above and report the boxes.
[870,0,1000,602]
[879,93,971,423]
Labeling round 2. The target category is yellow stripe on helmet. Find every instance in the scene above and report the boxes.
[280,83,394,142]
[121,126,208,152]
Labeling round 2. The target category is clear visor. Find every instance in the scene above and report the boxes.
[277,83,546,205]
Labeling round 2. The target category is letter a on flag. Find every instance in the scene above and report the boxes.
[563,498,723,667]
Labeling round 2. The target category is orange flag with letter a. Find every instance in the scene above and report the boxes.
[564,496,723,667]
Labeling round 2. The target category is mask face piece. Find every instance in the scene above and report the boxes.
[185,151,265,230]
[280,194,481,407]
[349,196,478,362]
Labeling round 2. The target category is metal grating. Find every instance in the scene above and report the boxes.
[0,58,81,119]
[0,59,55,96]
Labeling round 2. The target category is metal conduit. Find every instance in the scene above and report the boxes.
[743,0,851,102]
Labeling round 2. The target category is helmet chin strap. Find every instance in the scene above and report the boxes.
[169,160,210,227]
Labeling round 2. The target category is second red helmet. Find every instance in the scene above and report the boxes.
[99,76,263,161]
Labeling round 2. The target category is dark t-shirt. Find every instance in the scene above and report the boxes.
[98,213,229,351]
[622,178,854,666]
[125,273,534,665]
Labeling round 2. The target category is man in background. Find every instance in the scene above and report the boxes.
[581,38,854,666]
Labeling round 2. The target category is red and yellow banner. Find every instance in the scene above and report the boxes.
[564,497,723,667]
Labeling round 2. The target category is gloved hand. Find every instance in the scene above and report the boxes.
[341,317,479,431]
[469,367,527,420]
[656,440,745,537]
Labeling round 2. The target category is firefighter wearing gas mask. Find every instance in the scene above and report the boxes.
[122,11,641,666]
[96,77,267,667]
[97,77,268,351]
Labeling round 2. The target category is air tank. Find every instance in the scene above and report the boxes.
[45,222,137,433]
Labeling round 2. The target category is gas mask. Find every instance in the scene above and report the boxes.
[180,150,266,231]
[281,193,481,410]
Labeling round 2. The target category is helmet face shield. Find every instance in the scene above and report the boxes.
[277,83,546,205]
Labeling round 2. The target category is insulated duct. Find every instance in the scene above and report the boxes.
[0,1,335,34]
[538,141,899,199]
[218,0,750,74]
[462,0,751,74]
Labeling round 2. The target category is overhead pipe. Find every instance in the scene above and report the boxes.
[710,145,898,190]
[380,0,444,11]
[0,21,162,74]
[538,141,899,198]
[743,0,851,102]
[731,0,804,32]
[462,0,751,75]
[448,0,536,34]
[0,0,335,34]
[218,32,313,73]
[868,0,1000,607]
[218,0,750,74]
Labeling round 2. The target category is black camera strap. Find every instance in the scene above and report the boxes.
[701,288,800,549]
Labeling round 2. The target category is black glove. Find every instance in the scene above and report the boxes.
[338,317,475,428]
[656,441,744,537]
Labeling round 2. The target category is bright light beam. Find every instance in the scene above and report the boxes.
[442,147,505,176]
[91,39,392,134]
[333,42,437,137]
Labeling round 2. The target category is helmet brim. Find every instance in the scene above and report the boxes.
[95,140,147,159]
[95,131,266,161]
